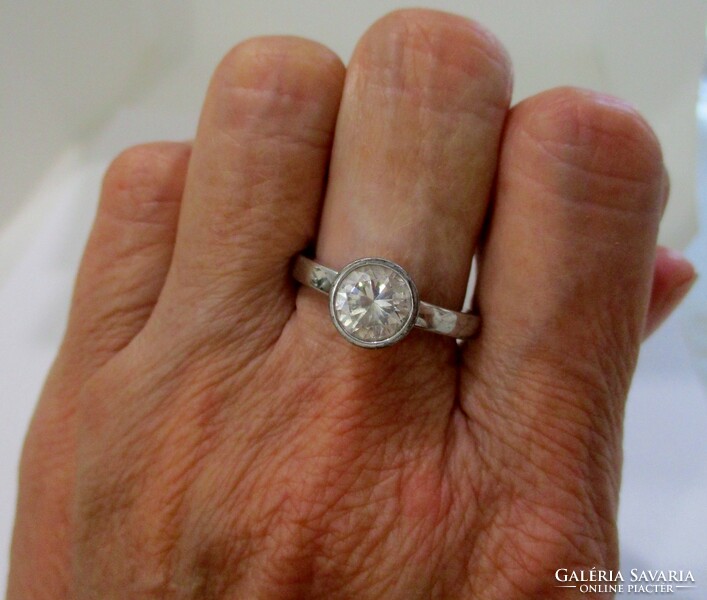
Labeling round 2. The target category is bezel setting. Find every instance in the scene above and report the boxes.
[328,257,420,349]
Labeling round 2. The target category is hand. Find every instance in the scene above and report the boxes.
[8,9,695,599]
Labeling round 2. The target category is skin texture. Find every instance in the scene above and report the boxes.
[7,9,697,600]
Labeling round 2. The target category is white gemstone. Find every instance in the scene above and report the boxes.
[333,262,414,343]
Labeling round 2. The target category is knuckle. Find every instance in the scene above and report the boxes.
[100,142,190,223]
[213,36,344,106]
[356,9,511,114]
[515,87,664,190]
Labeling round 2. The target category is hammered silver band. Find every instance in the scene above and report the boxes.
[293,255,479,347]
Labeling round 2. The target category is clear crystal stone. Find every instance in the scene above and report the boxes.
[333,262,413,343]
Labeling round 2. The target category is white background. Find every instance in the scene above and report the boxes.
[2,0,706,595]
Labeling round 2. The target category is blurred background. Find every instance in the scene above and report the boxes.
[2,0,706,594]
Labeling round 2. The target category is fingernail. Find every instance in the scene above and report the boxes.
[654,266,697,328]
[644,249,697,339]
[666,270,698,305]
[660,247,697,287]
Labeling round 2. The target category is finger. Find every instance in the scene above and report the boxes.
[64,142,190,370]
[460,88,666,577]
[643,246,696,339]
[157,37,345,345]
[315,9,511,310]
[288,9,511,441]
[464,87,664,478]
[9,142,190,598]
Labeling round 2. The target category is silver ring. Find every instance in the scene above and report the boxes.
[293,255,480,348]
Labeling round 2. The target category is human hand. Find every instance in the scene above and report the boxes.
[8,9,696,599]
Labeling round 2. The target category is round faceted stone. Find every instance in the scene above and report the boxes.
[331,260,416,345]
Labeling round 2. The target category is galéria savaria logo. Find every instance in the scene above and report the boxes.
[555,568,696,595]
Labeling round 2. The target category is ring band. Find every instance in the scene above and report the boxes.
[293,255,480,348]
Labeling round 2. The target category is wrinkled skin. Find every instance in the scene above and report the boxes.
[7,9,696,600]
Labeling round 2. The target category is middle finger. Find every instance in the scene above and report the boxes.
[312,9,512,340]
